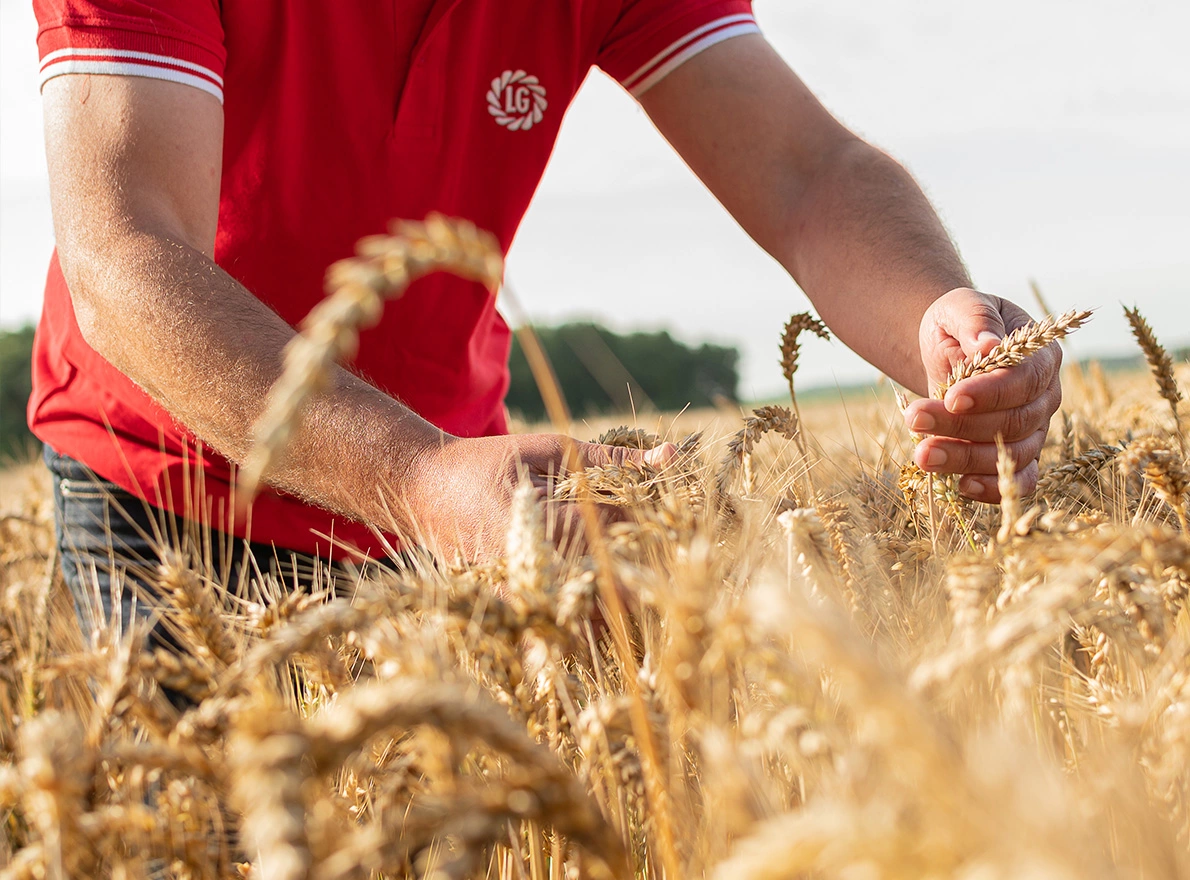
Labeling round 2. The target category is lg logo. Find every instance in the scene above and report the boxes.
[486,70,548,131]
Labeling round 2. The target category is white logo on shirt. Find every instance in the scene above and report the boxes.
[487,70,547,131]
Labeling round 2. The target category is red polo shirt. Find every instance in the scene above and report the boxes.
[29,0,759,557]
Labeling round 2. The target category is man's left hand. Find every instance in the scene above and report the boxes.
[904,288,1063,502]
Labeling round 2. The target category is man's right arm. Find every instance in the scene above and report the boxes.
[44,74,663,558]
[44,74,450,529]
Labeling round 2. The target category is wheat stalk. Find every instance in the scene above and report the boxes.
[239,215,503,498]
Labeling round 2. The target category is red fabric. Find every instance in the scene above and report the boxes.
[29,0,758,559]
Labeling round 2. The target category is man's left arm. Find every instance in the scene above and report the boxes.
[637,34,1061,501]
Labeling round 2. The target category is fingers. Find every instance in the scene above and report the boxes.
[941,343,1062,415]
[957,460,1040,503]
[904,393,1057,443]
[914,428,1047,478]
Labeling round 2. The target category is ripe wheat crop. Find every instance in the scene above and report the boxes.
[2,219,1189,879]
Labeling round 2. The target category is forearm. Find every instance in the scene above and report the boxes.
[779,139,971,395]
[639,36,972,395]
[62,227,445,527]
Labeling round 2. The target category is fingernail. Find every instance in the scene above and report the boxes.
[644,443,675,467]
[947,394,975,413]
[976,331,1002,348]
[909,411,936,432]
[923,447,947,468]
[961,476,991,496]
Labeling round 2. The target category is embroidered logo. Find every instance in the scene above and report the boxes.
[487,70,548,131]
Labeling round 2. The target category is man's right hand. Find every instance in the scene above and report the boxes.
[404,434,676,561]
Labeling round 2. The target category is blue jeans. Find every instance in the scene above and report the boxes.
[45,444,363,645]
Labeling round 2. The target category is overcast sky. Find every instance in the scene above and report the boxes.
[2,0,1188,399]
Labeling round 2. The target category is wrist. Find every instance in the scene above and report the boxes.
[386,426,462,527]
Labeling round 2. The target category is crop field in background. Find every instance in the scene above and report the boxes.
[0,220,1188,879]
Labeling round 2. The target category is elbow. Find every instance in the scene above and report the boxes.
[55,229,145,365]
[56,237,110,355]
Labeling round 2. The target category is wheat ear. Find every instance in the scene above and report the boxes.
[779,313,831,408]
[1034,442,1126,497]
[717,405,799,498]
[1124,304,1184,451]
[239,214,503,498]
[1120,437,1190,532]
[595,426,660,449]
[935,308,1093,398]
[779,313,830,484]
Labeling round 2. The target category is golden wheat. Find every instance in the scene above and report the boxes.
[2,221,1189,879]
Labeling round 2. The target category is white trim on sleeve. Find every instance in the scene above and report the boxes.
[622,14,761,97]
[39,49,224,103]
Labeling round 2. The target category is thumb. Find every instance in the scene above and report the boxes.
[948,290,1007,359]
[579,440,678,469]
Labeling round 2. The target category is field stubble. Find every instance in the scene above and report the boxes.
[1,218,1189,879]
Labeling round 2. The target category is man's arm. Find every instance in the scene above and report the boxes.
[44,74,662,558]
[638,34,1061,500]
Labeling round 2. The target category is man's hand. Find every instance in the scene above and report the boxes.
[904,289,1062,502]
[404,434,675,561]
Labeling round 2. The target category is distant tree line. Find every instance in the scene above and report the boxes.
[0,322,740,457]
[0,326,36,460]
[507,322,739,421]
[8,321,1190,459]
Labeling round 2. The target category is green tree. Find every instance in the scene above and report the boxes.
[0,326,36,460]
[507,322,738,421]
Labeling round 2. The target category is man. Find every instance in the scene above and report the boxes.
[30,0,1060,624]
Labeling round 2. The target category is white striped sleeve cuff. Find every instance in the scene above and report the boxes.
[622,14,761,98]
[39,47,224,104]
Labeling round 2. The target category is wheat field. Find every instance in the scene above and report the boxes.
[2,219,1189,880]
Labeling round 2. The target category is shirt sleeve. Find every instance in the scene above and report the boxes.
[597,0,759,98]
[34,0,226,103]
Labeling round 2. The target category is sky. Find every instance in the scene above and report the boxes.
[2,0,1188,399]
